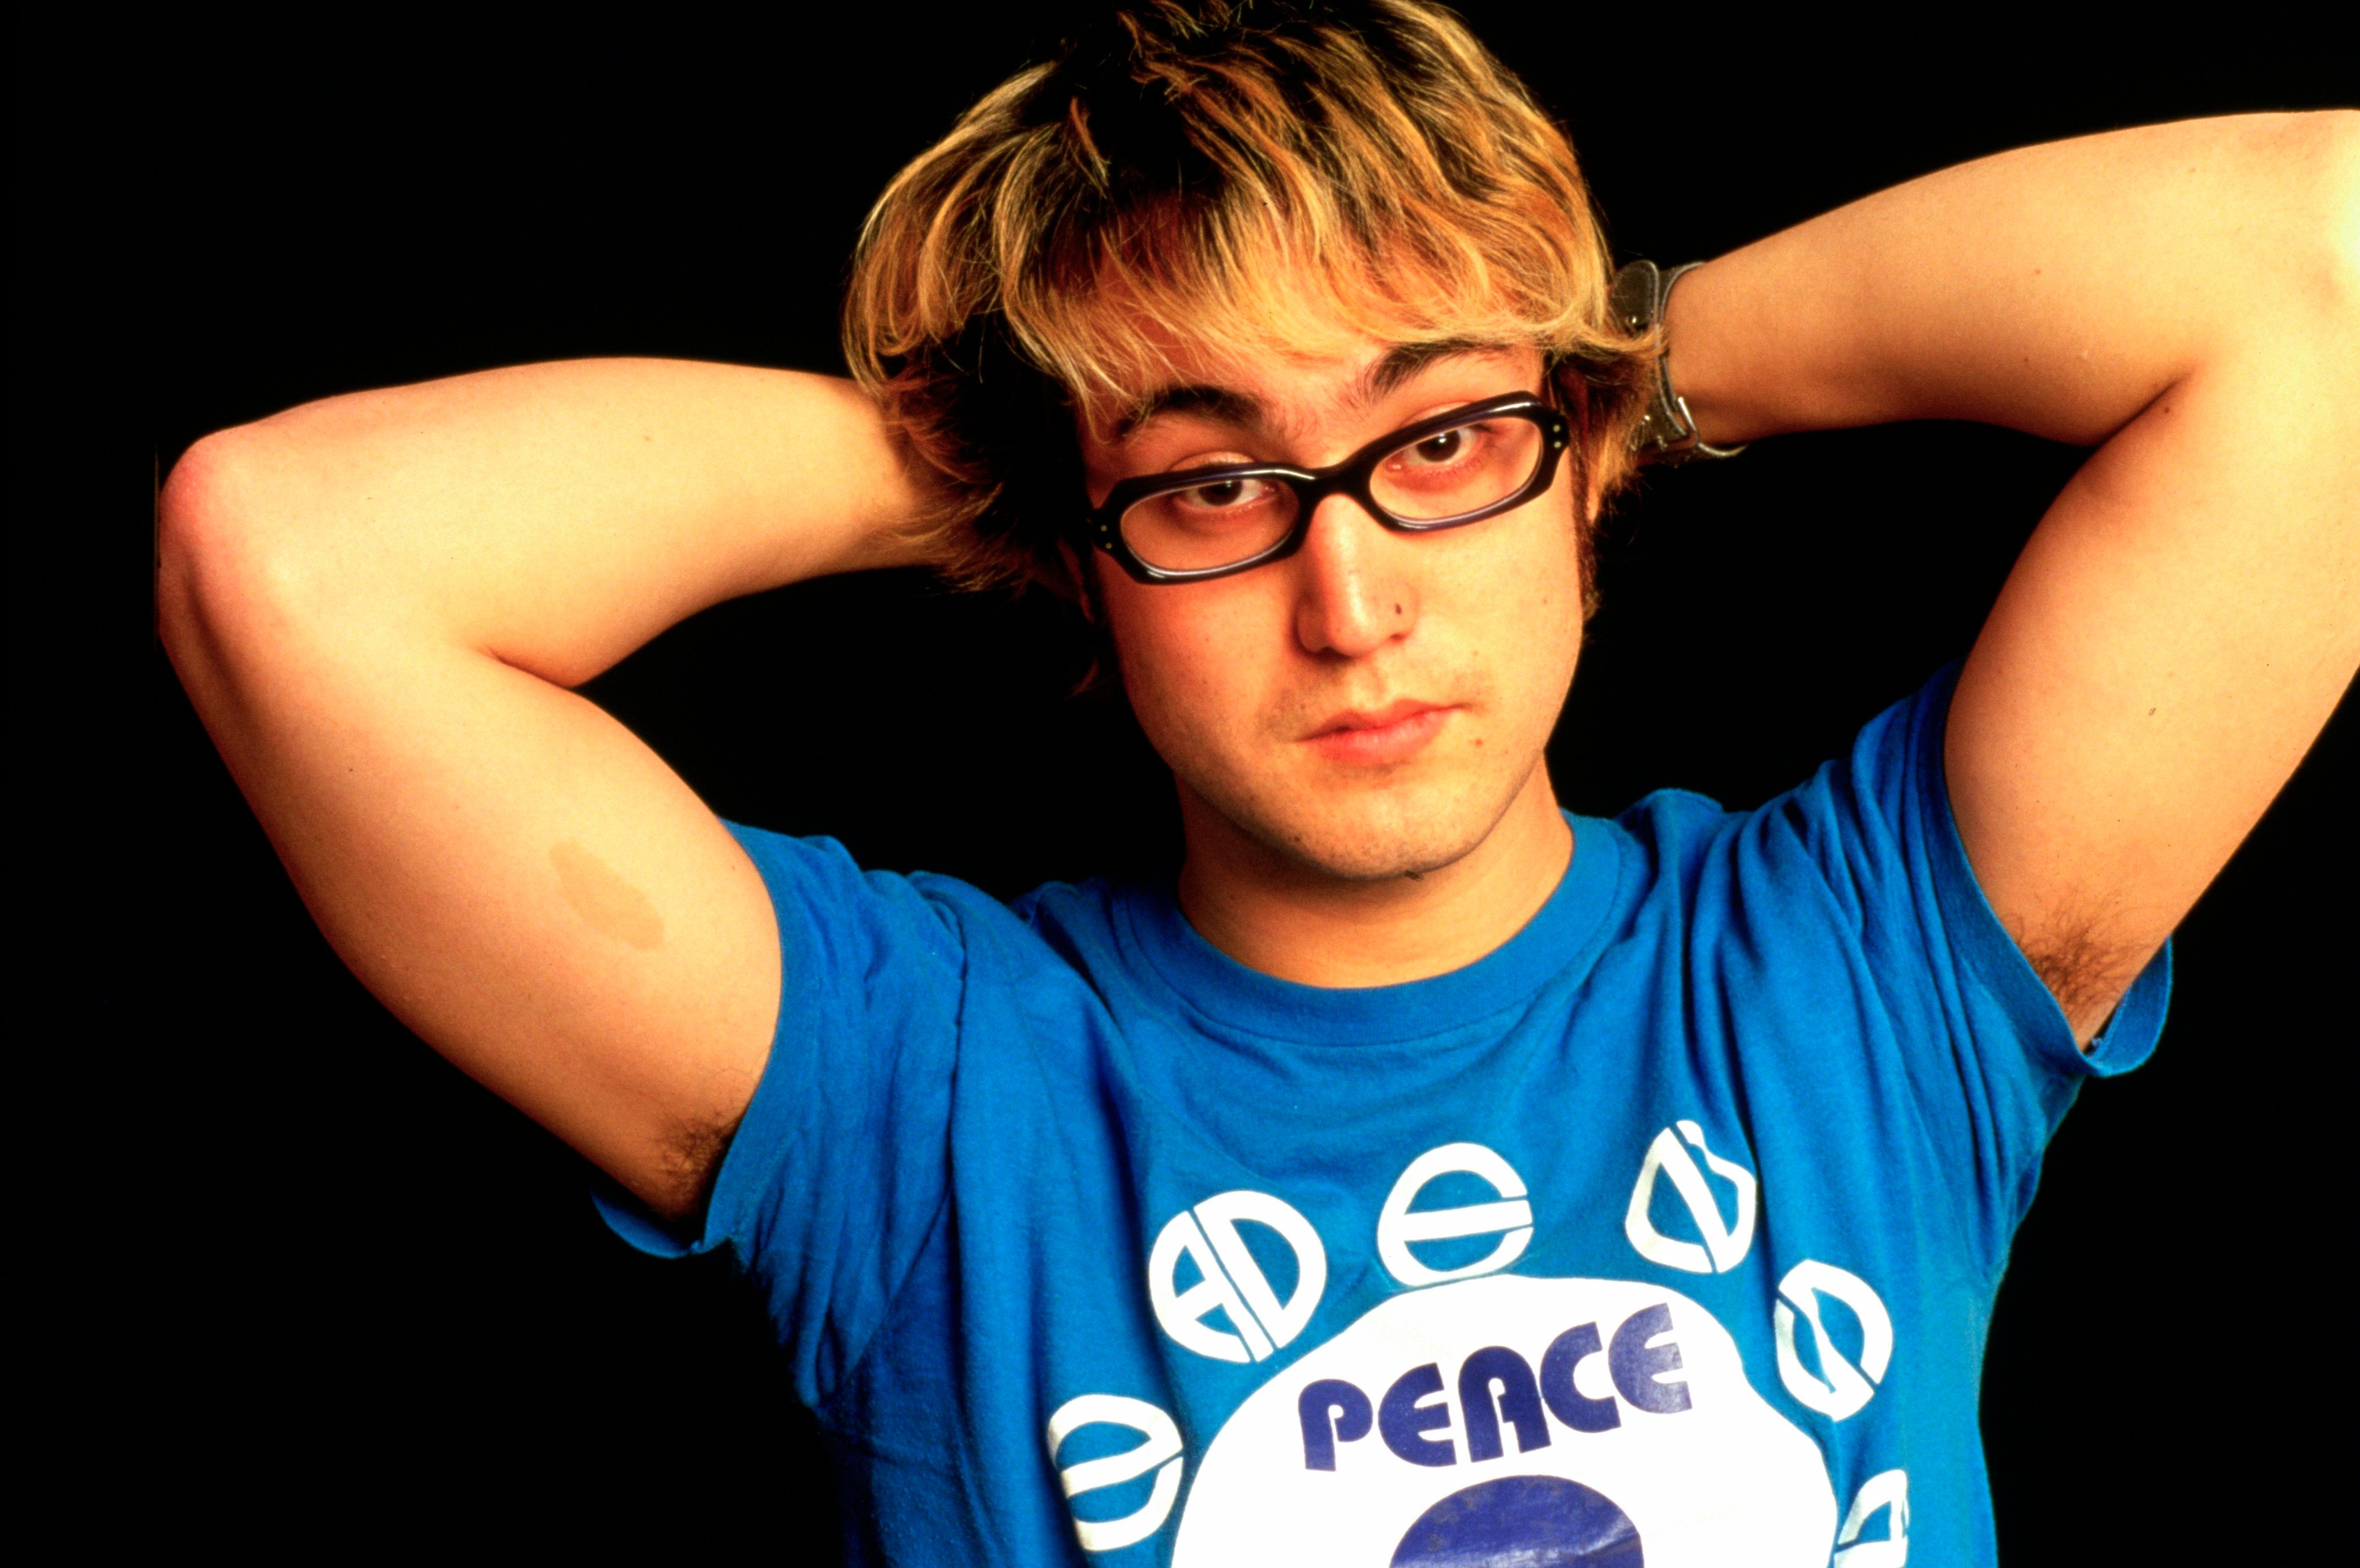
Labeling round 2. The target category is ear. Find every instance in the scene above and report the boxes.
[1545,356,1608,528]
[1058,540,1102,625]
[1054,541,1127,697]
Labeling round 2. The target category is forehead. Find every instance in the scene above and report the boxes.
[1095,337,1542,445]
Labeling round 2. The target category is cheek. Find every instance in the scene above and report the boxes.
[1448,496,1586,651]
[1099,570,1276,747]
[1453,506,1588,740]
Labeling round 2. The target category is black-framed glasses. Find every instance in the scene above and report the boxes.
[1086,391,1572,584]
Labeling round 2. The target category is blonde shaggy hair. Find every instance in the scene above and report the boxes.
[844,0,1655,601]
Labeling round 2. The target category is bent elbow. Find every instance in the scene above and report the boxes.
[158,427,258,570]
[157,427,266,660]
[156,423,342,689]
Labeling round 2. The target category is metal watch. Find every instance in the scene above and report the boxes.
[1609,258,1747,466]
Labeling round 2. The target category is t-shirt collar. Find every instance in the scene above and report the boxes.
[1114,810,1627,1045]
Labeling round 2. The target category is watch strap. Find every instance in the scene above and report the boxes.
[1609,258,1747,466]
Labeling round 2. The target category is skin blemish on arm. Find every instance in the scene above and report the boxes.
[550,841,665,950]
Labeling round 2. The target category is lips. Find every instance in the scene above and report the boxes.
[1303,700,1454,765]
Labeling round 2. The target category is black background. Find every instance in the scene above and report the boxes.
[22,2,2350,1556]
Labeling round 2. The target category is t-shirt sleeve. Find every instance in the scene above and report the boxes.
[1751,662,2170,1278]
[593,823,968,1410]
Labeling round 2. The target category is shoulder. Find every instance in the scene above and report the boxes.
[1610,786,1740,861]
[733,832,1142,992]
[1601,669,1965,937]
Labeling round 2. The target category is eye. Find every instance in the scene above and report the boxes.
[1389,421,1495,472]
[1410,428,1466,464]
[1369,412,1544,523]
[1181,477,1258,510]
[1168,475,1282,514]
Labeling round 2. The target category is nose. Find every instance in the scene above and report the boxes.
[1291,493,1418,658]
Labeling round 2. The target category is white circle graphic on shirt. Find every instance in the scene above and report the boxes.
[1773,1259,1894,1420]
[1047,1392,1186,1553]
[1170,1273,1836,1567]
[1150,1190,1329,1362]
[1376,1143,1535,1287]
[1623,1120,1759,1275]
[1832,1468,1910,1567]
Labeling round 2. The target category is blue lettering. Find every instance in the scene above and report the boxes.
[1538,1322,1622,1433]
[1297,1378,1373,1471]
[1608,1302,1693,1414]
[1457,1345,1551,1462]
[1378,1363,1457,1467]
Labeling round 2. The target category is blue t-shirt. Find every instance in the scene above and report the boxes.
[601,666,2168,1567]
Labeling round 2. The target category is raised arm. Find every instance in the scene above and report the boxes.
[158,360,932,1217]
[1666,113,2360,1042]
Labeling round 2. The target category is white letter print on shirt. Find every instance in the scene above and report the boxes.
[1623,1121,1758,1274]
[1047,1393,1186,1553]
[1773,1259,1894,1420]
[1377,1143,1534,1287]
[1150,1190,1329,1362]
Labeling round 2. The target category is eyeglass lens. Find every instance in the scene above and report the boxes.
[1117,409,1546,574]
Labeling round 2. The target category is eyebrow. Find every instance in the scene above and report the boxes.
[1112,338,1507,442]
[1362,337,1497,400]
[1114,383,1262,440]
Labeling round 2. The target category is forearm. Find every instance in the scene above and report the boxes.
[1665,113,2360,450]
[161,357,932,690]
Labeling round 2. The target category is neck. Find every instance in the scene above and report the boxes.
[1174,766,1574,988]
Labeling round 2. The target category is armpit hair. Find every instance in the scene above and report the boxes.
[2016,910,2156,1043]
[657,1112,745,1214]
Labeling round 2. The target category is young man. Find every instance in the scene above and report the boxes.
[158,3,2356,1563]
